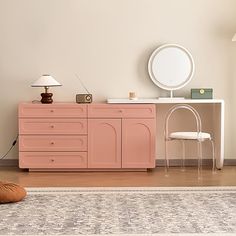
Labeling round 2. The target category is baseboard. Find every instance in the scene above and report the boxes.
[156,159,236,166]
[223,159,236,166]
[0,159,18,167]
[0,159,236,167]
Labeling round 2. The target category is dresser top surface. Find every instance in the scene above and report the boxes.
[107,98,224,104]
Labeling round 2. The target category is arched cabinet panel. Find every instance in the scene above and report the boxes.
[122,119,156,168]
[88,119,121,168]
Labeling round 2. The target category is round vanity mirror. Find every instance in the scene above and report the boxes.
[148,44,195,98]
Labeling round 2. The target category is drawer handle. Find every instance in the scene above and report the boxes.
[50,110,54,113]
[118,110,123,113]
[50,141,55,145]
[50,125,54,128]
[50,159,55,162]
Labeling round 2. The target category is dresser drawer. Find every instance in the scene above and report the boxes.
[19,135,87,151]
[19,119,87,135]
[19,152,87,168]
[19,103,87,118]
[88,104,156,118]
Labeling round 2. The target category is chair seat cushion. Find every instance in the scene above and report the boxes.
[169,132,211,140]
[0,181,27,204]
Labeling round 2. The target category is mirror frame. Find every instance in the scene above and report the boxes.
[148,44,195,92]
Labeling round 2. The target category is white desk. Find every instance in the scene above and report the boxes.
[107,98,224,169]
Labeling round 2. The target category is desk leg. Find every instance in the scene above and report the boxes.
[213,102,224,169]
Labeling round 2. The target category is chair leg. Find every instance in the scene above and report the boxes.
[210,140,215,172]
[181,140,185,171]
[197,141,203,178]
[165,140,169,172]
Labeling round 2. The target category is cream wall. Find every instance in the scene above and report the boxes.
[0,0,236,160]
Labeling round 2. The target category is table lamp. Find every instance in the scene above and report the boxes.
[232,33,236,41]
[31,74,62,104]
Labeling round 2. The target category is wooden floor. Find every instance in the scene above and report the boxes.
[1,166,236,187]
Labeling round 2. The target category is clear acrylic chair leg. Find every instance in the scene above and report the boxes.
[165,140,169,174]
[197,141,203,179]
[210,140,216,173]
[181,140,185,171]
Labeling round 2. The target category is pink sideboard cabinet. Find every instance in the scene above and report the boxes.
[18,103,156,171]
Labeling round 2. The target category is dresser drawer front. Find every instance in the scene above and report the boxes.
[19,103,87,118]
[19,119,87,135]
[19,152,87,168]
[88,104,155,118]
[19,135,87,151]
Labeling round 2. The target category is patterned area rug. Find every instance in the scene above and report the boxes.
[0,187,236,236]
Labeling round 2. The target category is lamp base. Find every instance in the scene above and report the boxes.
[41,93,53,104]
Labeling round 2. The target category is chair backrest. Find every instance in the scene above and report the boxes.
[164,104,202,140]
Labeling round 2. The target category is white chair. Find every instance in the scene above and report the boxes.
[164,104,215,176]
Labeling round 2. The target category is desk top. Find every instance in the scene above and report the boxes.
[107,98,224,104]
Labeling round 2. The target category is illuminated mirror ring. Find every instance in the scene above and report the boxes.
[148,44,195,91]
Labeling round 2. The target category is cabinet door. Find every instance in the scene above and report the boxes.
[122,119,156,168]
[88,119,121,168]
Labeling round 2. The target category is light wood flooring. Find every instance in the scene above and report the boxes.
[0,166,236,187]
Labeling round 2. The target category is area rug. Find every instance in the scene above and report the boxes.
[0,187,236,236]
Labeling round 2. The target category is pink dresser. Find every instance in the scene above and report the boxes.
[18,103,156,171]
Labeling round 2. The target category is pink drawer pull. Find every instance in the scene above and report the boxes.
[50,141,55,145]
[118,110,123,113]
[50,125,55,128]
[50,159,55,162]
[50,110,54,113]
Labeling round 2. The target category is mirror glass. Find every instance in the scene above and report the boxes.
[148,44,194,96]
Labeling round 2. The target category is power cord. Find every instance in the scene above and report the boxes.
[0,134,19,160]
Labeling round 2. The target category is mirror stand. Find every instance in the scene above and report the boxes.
[158,90,184,100]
